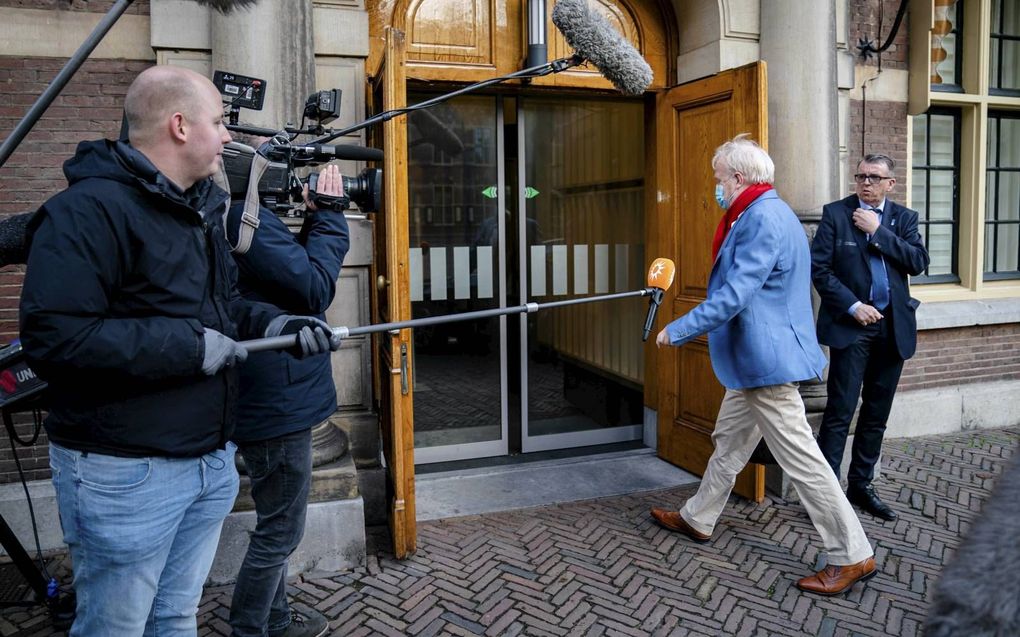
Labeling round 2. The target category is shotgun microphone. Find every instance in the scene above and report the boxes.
[551,0,653,95]
[642,257,675,342]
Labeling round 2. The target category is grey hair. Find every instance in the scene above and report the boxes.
[861,153,896,174]
[712,134,774,185]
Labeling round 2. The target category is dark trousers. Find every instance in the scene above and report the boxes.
[229,428,313,637]
[818,318,905,488]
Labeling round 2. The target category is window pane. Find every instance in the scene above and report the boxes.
[986,172,998,221]
[929,170,955,220]
[930,115,955,165]
[991,0,1020,91]
[985,224,995,272]
[1000,118,1020,167]
[912,115,928,165]
[927,224,954,275]
[932,0,961,86]
[912,170,928,217]
[996,223,1019,272]
[1000,42,1020,91]
[999,173,1020,221]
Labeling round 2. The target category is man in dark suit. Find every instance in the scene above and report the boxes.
[811,154,929,522]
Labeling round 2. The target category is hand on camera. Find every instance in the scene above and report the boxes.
[264,315,342,358]
[201,328,248,375]
[303,164,344,212]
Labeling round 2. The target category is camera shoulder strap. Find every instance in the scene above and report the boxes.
[225,152,267,255]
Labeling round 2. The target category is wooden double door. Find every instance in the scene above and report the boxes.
[371,37,768,557]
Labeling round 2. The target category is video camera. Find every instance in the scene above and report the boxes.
[213,71,383,215]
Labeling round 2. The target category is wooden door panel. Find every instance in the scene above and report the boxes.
[372,27,417,558]
[654,62,767,502]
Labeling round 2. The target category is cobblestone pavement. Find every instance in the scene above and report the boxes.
[3,426,1017,636]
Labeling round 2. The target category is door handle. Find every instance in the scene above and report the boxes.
[377,275,390,291]
[399,342,409,395]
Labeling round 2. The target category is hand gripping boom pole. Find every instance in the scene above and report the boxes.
[240,258,677,354]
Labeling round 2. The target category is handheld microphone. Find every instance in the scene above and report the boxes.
[642,257,676,342]
[551,0,653,96]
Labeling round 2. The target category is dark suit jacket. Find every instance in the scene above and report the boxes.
[812,195,930,360]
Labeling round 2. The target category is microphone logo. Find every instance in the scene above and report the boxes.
[642,258,675,342]
[647,257,676,291]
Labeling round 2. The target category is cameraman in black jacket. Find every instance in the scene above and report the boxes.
[223,160,349,637]
[18,66,338,637]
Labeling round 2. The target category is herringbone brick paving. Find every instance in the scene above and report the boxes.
[2,426,1017,636]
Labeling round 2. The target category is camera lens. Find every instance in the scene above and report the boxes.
[342,168,382,213]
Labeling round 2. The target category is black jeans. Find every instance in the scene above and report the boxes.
[818,319,905,488]
[229,428,313,637]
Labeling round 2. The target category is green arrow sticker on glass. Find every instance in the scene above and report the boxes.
[481,186,540,199]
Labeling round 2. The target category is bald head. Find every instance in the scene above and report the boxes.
[123,66,231,190]
[124,66,217,148]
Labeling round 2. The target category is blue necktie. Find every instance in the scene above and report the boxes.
[869,209,889,310]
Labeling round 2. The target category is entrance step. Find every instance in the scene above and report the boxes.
[416,448,698,521]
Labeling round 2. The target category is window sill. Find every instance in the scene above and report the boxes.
[915,296,1020,330]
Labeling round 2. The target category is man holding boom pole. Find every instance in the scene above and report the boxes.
[650,135,877,596]
[18,66,336,636]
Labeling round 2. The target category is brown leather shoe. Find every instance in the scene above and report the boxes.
[795,557,877,596]
[649,507,711,543]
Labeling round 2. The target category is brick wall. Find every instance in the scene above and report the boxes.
[900,324,1020,392]
[0,411,51,483]
[849,0,908,71]
[0,55,149,483]
[847,0,910,180]
[0,57,152,337]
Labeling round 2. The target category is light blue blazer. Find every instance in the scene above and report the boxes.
[665,190,827,390]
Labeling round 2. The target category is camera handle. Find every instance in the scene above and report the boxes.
[309,54,584,146]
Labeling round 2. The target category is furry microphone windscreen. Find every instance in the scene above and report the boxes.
[924,454,1020,636]
[191,0,259,12]
[0,212,33,268]
[551,0,653,96]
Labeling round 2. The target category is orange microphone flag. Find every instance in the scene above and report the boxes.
[646,257,676,291]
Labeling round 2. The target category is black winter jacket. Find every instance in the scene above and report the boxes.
[223,201,349,443]
[19,140,280,458]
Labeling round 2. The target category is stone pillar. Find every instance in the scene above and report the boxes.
[211,1,350,469]
[760,0,839,221]
[211,0,316,129]
[759,1,840,497]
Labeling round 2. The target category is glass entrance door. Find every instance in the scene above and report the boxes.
[408,94,646,463]
[407,95,508,464]
[518,97,646,452]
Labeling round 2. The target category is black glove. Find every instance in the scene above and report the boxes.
[201,328,248,375]
[264,315,342,358]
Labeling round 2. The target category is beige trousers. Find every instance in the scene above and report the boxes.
[680,383,873,566]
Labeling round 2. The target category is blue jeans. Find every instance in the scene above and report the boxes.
[229,429,312,637]
[49,441,239,637]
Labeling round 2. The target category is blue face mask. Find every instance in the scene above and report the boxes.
[714,184,729,209]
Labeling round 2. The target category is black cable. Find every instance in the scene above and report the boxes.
[857,0,909,59]
[3,407,54,583]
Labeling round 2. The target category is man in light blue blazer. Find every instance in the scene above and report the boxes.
[649,135,876,596]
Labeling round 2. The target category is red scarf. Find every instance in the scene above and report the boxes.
[711,183,774,260]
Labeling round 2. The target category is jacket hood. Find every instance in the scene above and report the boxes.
[63,139,225,215]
